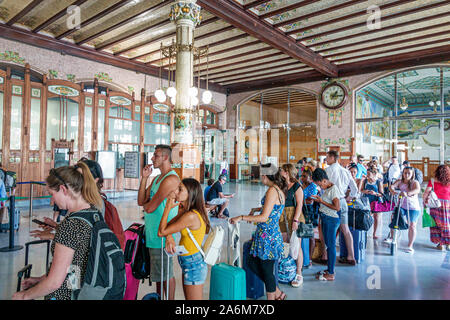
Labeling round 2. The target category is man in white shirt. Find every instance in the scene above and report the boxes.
[325,150,359,265]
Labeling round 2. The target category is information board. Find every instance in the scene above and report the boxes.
[124,151,140,179]
[97,151,116,179]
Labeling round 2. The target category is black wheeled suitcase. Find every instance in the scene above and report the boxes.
[17,240,51,292]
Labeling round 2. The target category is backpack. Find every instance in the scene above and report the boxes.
[101,195,125,250]
[69,209,126,300]
[414,168,423,185]
[187,224,225,266]
[123,223,151,281]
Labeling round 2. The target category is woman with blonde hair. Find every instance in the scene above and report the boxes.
[13,162,108,300]
[279,163,305,287]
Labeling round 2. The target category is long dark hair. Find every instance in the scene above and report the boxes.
[181,178,211,233]
[401,166,416,191]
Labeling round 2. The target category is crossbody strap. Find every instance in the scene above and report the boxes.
[185,227,205,257]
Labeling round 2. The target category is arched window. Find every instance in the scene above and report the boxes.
[143,99,171,150]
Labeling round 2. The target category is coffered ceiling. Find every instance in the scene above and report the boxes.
[0,0,449,94]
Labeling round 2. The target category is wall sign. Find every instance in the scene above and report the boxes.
[48,85,79,97]
[110,95,132,106]
[124,151,140,179]
[153,104,170,112]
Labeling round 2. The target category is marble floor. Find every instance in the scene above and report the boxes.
[1,182,449,300]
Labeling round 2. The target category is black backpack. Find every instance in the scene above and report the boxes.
[69,209,126,300]
[128,224,151,281]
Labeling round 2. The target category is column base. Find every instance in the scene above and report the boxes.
[171,143,201,181]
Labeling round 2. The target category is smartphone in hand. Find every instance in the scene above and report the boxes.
[32,219,54,228]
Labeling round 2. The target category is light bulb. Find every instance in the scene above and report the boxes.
[436,101,441,106]
[189,87,198,97]
[202,90,212,104]
[170,96,176,105]
[167,86,177,98]
[191,96,199,106]
[429,101,435,106]
[155,89,166,103]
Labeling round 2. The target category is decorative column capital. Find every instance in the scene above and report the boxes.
[170,1,202,27]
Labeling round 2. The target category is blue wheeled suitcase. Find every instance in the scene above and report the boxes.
[242,240,265,299]
[339,226,366,263]
[210,263,246,300]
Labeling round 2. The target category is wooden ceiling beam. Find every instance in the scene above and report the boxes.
[276,0,367,28]
[197,0,338,77]
[0,23,226,93]
[56,0,131,40]
[309,11,450,48]
[299,0,449,42]
[323,30,450,60]
[33,0,89,33]
[119,16,221,58]
[332,38,450,63]
[315,21,450,54]
[243,0,272,10]
[259,0,321,19]
[224,69,326,93]
[76,0,171,46]
[209,61,304,81]
[218,65,310,84]
[97,18,170,51]
[338,44,450,77]
[6,0,43,26]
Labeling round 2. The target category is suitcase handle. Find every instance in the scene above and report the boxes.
[17,264,32,292]
[25,240,50,273]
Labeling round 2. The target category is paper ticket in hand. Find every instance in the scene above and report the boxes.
[165,245,188,257]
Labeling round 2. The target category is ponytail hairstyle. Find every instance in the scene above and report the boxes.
[46,162,103,209]
[181,178,211,234]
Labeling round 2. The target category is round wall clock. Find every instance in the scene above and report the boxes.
[320,82,348,110]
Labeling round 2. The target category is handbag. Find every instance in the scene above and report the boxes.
[348,206,374,231]
[427,179,441,209]
[295,195,314,238]
[422,207,436,228]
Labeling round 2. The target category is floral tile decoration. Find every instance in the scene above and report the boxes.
[95,72,112,82]
[0,51,26,65]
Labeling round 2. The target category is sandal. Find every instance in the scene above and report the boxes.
[339,257,356,265]
[317,272,335,281]
[315,270,327,279]
[291,274,303,288]
[404,247,414,254]
[276,291,287,300]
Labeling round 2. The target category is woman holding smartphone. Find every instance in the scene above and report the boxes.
[158,178,211,300]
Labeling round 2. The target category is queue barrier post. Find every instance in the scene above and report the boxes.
[0,196,23,252]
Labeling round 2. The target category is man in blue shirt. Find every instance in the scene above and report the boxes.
[356,155,367,179]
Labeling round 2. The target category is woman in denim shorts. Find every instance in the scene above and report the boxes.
[158,178,211,300]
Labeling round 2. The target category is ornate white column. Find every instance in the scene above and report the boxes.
[170,0,202,145]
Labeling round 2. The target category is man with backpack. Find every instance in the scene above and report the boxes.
[138,145,180,300]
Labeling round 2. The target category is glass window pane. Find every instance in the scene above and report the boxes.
[356,121,392,164]
[239,95,260,128]
[84,106,92,152]
[98,108,105,151]
[10,95,22,150]
[46,97,60,150]
[0,92,3,147]
[67,100,79,151]
[109,106,118,117]
[135,112,140,121]
[397,119,440,163]
[397,68,442,116]
[357,75,394,119]
[444,67,449,113]
[109,119,139,144]
[30,98,40,150]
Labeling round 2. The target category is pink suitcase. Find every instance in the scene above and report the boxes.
[123,223,142,300]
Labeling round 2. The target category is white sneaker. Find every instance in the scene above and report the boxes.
[383,238,392,244]
[291,274,303,288]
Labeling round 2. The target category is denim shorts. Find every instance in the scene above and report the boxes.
[400,208,420,223]
[177,252,207,286]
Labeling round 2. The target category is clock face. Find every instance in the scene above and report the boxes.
[322,84,347,109]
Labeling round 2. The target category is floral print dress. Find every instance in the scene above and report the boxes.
[250,194,284,261]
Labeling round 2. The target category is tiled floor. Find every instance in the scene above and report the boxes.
[1,182,449,300]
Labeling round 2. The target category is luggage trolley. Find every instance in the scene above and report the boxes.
[386,194,410,256]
